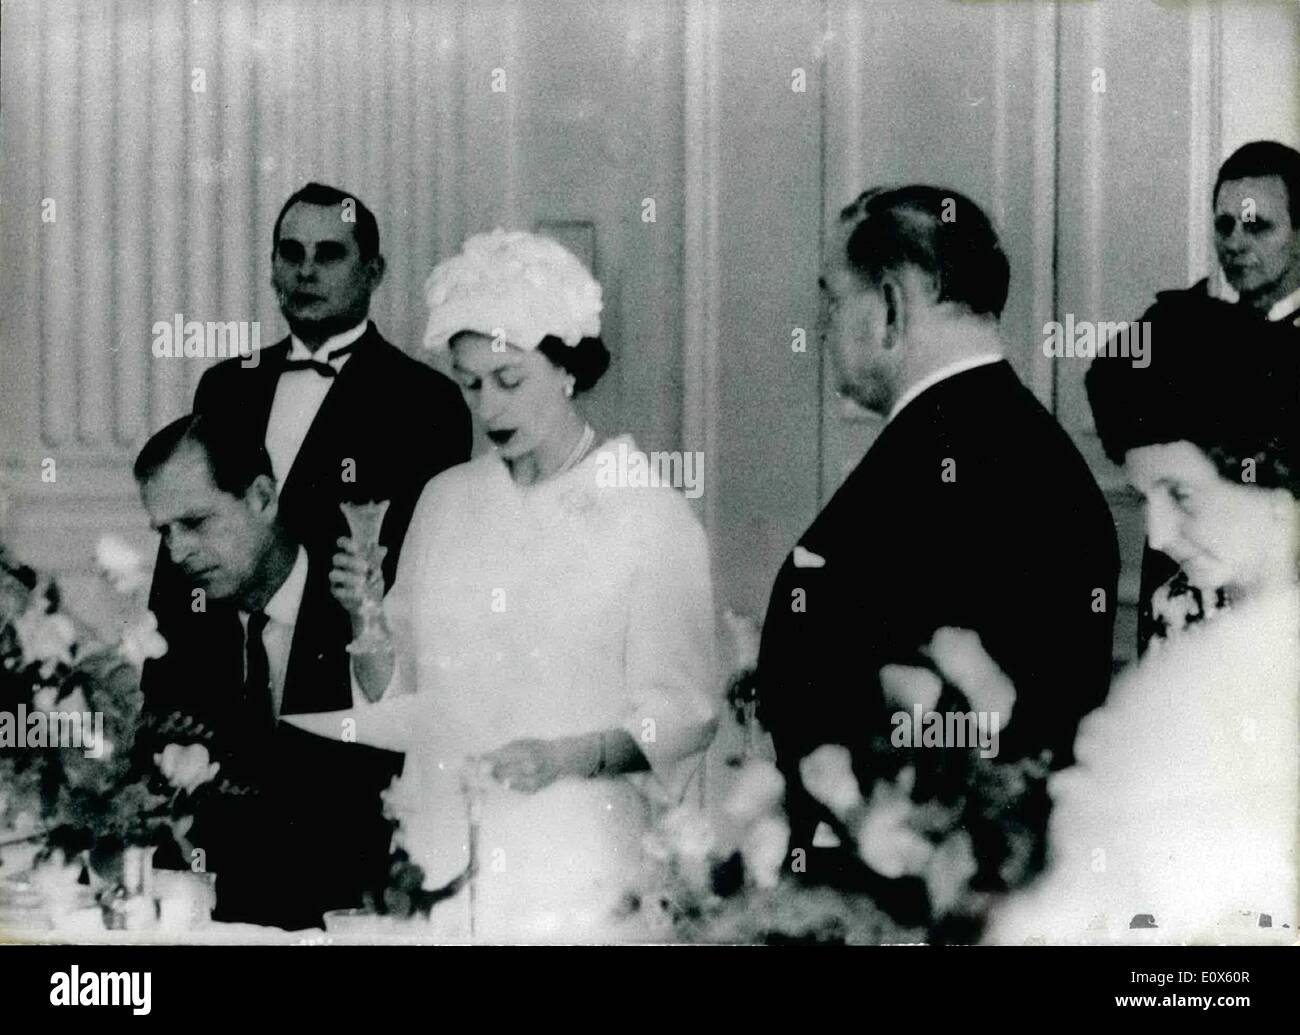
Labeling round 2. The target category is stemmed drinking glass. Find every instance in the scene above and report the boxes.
[458,758,492,941]
[339,500,391,655]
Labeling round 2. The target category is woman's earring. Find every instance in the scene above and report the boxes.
[564,379,575,398]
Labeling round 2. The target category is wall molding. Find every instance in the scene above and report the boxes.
[1027,0,1059,407]
[1186,1,1223,286]
[682,0,721,541]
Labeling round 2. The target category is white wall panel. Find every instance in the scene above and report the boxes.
[0,0,1293,664]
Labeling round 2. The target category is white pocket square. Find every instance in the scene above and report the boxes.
[792,546,826,569]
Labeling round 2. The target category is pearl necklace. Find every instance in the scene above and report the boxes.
[554,423,596,477]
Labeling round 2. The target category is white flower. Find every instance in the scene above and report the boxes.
[32,848,83,894]
[643,803,718,894]
[60,687,89,716]
[926,627,1016,724]
[721,758,785,827]
[380,777,451,890]
[854,768,934,879]
[741,815,790,890]
[13,608,76,675]
[95,535,148,596]
[423,229,603,352]
[655,803,717,862]
[32,686,59,713]
[0,569,30,626]
[154,743,220,795]
[120,611,168,668]
[799,745,863,820]
[879,663,943,713]
[924,828,979,917]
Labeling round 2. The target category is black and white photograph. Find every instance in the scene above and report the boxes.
[0,0,1297,1005]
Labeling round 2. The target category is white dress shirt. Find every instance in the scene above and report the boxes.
[887,353,1004,423]
[239,546,309,720]
[264,319,369,484]
[1266,284,1300,325]
[1209,276,1300,326]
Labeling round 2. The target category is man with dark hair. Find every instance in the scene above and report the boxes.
[273,181,382,264]
[141,184,471,927]
[135,414,291,612]
[757,185,1119,922]
[837,185,1011,318]
[1133,140,1300,651]
[135,413,404,928]
[147,178,469,665]
[167,181,471,585]
[1212,140,1300,315]
[133,411,274,504]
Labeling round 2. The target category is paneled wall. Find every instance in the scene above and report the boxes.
[0,0,684,591]
[818,0,1058,496]
[1,0,1297,656]
[2,0,469,577]
[706,0,825,615]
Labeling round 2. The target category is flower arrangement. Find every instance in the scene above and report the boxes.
[364,763,489,921]
[631,626,1051,944]
[0,538,227,920]
[363,809,443,920]
[423,229,603,352]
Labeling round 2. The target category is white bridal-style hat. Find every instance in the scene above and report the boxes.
[423,228,603,352]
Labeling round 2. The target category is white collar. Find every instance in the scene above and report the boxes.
[887,354,1004,422]
[256,546,309,627]
[1267,284,1300,323]
[287,319,369,366]
[1209,274,1300,323]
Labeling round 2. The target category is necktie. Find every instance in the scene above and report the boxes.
[242,611,275,735]
[279,341,357,377]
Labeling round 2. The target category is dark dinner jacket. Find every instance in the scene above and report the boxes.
[757,361,1119,894]
[140,322,471,928]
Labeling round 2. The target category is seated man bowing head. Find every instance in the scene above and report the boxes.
[133,412,400,930]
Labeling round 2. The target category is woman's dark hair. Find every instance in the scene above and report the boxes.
[1085,296,1300,495]
[536,335,611,394]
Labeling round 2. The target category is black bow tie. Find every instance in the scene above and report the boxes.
[280,342,357,377]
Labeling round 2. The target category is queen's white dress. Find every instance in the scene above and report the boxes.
[984,584,1299,944]
[292,435,718,941]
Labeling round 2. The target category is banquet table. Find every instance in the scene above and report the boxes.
[0,906,667,945]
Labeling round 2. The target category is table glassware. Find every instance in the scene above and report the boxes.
[339,500,391,654]
[459,758,492,941]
